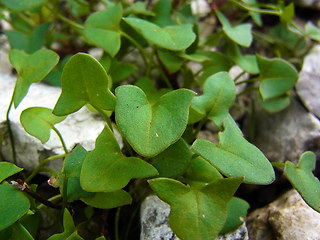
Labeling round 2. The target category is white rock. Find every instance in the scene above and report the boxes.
[296,45,320,118]
[191,0,211,17]
[140,194,249,240]
[247,189,320,240]
[0,73,122,171]
[292,0,320,8]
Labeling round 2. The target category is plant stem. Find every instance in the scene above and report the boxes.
[6,93,17,165]
[37,194,62,210]
[236,86,259,97]
[25,154,67,183]
[52,126,68,154]
[230,0,281,16]
[115,207,121,240]
[93,106,113,131]
[272,162,285,168]
[234,70,247,83]
[60,171,68,218]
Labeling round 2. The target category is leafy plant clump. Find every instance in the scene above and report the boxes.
[1,0,320,239]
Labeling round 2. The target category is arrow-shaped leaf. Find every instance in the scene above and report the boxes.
[124,17,196,51]
[84,4,122,57]
[258,55,298,100]
[9,49,59,107]
[284,151,320,212]
[80,126,158,192]
[192,117,275,184]
[53,53,116,116]
[20,107,66,143]
[189,72,235,128]
[149,177,243,240]
[115,85,195,157]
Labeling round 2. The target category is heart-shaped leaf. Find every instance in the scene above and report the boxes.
[80,126,158,192]
[60,145,93,201]
[284,151,320,212]
[124,17,196,51]
[9,49,59,107]
[0,162,23,183]
[47,209,84,240]
[258,55,298,100]
[189,72,235,128]
[115,85,195,157]
[192,117,275,184]
[152,138,192,178]
[80,190,132,209]
[220,197,250,234]
[149,177,243,240]
[0,0,47,10]
[84,4,122,57]
[216,11,252,47]
[53,53,116,116]
[20,107,66,143]
[0,182,30,231]
[258,92,291,113]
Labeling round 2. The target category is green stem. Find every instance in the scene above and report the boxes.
[230,0,281,16]
[193,118,207,140]
[234,70,247,83]
[93,106,113,131]
[6,93,16,165]
[115,207,121,240]
[236,86,259,97]
[272,162,285,168]
[37,194,62,210]
[25,154,67,183]
[235,77,260,86]
[60,171,68,218]
[52,126,68,154]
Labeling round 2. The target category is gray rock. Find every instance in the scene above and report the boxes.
[292,0,320,8]
[296,45,320,119]
[140,194,249,240]
[250,98,320,164]
[0,73,122,171]
[247,189,320,240]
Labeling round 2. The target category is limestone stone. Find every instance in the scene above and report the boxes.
[296,45,320,118]
[140,194,249,240]
[0,73,122,171]
[250,98,320,164]
[247,189,320,240]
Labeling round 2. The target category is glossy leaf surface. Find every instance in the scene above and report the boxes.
[53,53,116,116]
[124,18,196,51]
[9,49,59,107]
[84,4,122,56]
[216,11,252,47]
[284,151,320,212]
[20,107,66,143]
[47,209,84,240]
[80,126,158,192]
[152,138,192,177]
[80,190,132,209]
[189,72,235,128]
[115,85,195,157]
[0,183,30,231]
[258,55,298,100]
[61,145,93,201]
[192,117,275,184]
[149,177,243,240]
[0,162,23,183]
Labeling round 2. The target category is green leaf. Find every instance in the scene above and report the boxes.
[109,60,137,83]
[130,1,155,16]
[3,30,28,51]
[149,177,243,240]
[184,156,223,183]
[53,53,116,116]
[258,92,291,113]
[258,55,298,100]
[1,222,34,240]
[216,11,252,47]
[9,49,59,107]
[115,85,195,157]
[244,0,262,26]
[27,22,51,53]
[124,17,196,51]
[153,138,192,178]
[80,126,158,192]
[192,117,275,184]
[157,48,182,74]
[47,209,84,240]
[84,4,122,57]
[61,145,93,201]
[305,22,320,42]
[284,151,320,212]
[80,190,132,209]
[0,183,30,231]
[280,3,294,24]
[20,107,66,143]
[220,197,249,235]
[0,162,23,183]
[150,0,174,27]
[0,0,47,10]
[189,72,235,128]
[45,55,72,87]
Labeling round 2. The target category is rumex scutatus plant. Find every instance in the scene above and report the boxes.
[1,0,320,239]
